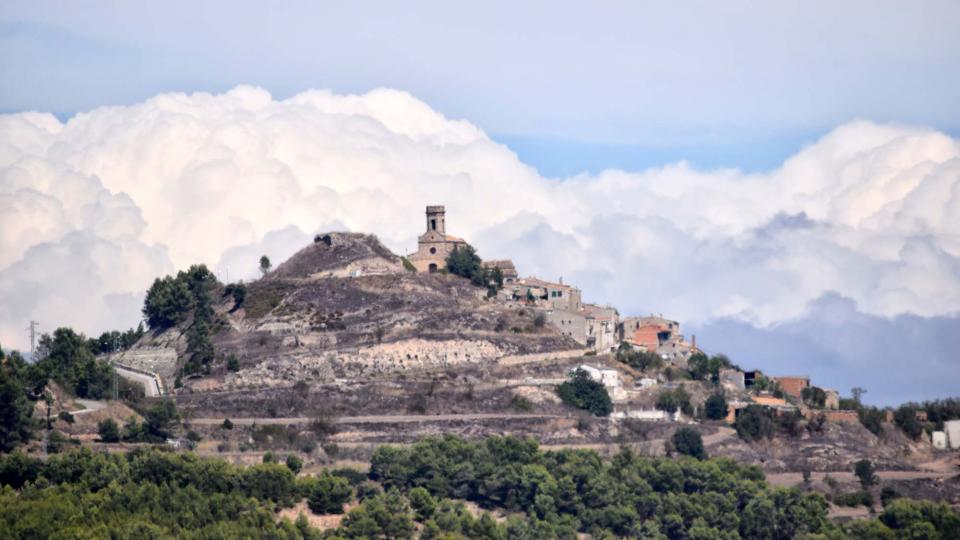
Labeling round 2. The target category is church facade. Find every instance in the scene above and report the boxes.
[407,205,467,273]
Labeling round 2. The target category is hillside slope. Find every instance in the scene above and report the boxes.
[117,232,583,393]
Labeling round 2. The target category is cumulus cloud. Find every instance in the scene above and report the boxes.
[1,85,958,378]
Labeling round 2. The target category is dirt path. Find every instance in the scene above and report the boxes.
[766,468,957,487]
[187,413,565,425]
[70,399,108,415]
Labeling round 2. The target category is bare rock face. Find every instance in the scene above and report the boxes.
[266,232,404,280]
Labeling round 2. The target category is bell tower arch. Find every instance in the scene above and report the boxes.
[426,205,446,235]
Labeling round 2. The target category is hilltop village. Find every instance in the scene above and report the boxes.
[403,205,957,442]
[4,203,960,537]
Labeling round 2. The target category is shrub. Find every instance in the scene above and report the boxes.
[880,486,900,507]
[285,454,303,474]
[834,490,874,508]
[672,427,707,460]
[802,386,827,409]
[510,395,534,412]
[556,369,613,417]
[704,394,728,420]
[222,418,234,430]
[735,405,777,441]
[616,344,664,371]
[656,387,693,416]
[894,406,924,440]
[97,418,120,443]
[533,313,546,328]
[57,411,75,424]
[400,257,417,273]
[859,406,885,436]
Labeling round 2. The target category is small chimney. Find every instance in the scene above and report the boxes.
[692,334,697,349]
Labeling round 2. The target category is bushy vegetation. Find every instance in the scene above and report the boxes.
[85,324,145,355]
[143,265,224,376]
[555,368,612,417]
[615,344,664,372]
[445,245,503,295]
[671,427,707,460]
[36,328,113,399]
[0,448,307,538]
[369,435,832,539]
[734,405,806,441]
[655,386,693,416]
[704,393,728,420]
[687,352,735,382]
[801,386,827,409]
[0,436,957,539]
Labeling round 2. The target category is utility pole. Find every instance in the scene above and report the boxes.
[113,334,121,401]
[26,320,39,358]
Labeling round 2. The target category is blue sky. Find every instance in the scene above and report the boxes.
[1,2,958,405]
[2,1,959,175]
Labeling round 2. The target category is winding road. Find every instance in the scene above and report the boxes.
[113,364,162,397]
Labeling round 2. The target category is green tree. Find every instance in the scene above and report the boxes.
[855,459,878,489]
[337,490,415,539]
[285,454,303,474]
[408,487,437,521]
[672,427,707,460]
[556,369,613,416]
[445,245,482,281]
[308,471,353,514]
[735,405,777,441]
[704,393,728,420]
[144,399,181,439]
[894,406,924,440]
[35,328,113,399]
[97,418,120,443]
[142,275,194,329]
[259,255,272,275]
[802,386,828,408]
[0,359,35,451]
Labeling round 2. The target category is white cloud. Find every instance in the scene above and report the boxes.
[1,86,958,352]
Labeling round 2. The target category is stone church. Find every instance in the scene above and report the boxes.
[407,205,467,273]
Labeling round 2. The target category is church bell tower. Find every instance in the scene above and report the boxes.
[425,205,446,235]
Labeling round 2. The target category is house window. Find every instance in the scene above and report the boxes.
[431,219,437,230]
[429,247,437,254]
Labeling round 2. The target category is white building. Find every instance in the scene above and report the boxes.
[575,364,621,388]
[636,377,658,389]
[945,420,960,450]
[611,409,681,422]
[932,431,948,450]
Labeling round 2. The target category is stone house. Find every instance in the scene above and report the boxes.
[773,376,810,400]
[511,277,583,311]
[407,205,467,273]
[482,259,518,283]
[546,309,587,343]
[621,315,696,364]
[583,303,619,353]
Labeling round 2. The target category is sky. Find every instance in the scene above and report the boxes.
[0,1,958,405]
